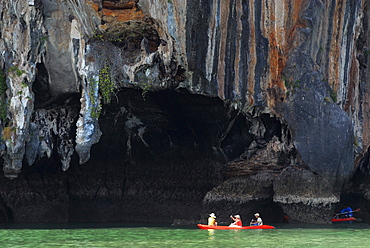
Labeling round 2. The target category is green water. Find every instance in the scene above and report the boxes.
[0,223,369,247]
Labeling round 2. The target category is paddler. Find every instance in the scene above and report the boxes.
[229,215,242,227]
[340,206,353,218]
[208,213,217,226]
[250,213,263,226]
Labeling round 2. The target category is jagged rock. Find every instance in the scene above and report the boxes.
[29,107,79,170]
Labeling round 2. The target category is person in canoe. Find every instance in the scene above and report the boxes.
[340,206,353,218]
[229,215,242,227]
[250,213,263,226]
[208,213,217,226]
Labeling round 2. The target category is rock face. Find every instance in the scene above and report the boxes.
[0,0,369,223]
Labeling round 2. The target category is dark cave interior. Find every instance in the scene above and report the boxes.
[0,87,356,223]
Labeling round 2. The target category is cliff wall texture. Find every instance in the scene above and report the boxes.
[0,0,369,224]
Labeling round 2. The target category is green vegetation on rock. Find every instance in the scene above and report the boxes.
[99,64,115,104]
[88,78,101,119]
[283,76,301,97]
[330,91,337,103]
[139,81,152,100]
[8,66,26,77]
[87,64,115,119]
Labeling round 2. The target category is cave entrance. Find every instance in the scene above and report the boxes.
[65,88,287,223]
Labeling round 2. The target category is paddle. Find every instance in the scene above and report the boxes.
[336,208,360,215]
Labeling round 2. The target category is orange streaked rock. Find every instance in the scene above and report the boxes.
[86,0,144,24]
[88,3,99,12]
[247,0,256,106]
[100,7,144,23]
[217,0,231,100]
[267,0,304,91]
[103,0,137,10]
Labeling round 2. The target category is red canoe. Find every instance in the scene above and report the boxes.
[331,217,356,222]
[197,224,275,230]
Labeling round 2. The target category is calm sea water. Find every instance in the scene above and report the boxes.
[0,222,369,247]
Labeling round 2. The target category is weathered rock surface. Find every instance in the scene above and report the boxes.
[273,167,340,224]
[0,0,368,224]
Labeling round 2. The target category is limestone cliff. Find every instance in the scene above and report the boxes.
[0,0,368,224]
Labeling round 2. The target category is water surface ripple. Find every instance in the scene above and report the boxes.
[0,222,369,247]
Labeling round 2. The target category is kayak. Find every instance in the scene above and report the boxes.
[331,217,356,222]
[197,224,275,230]
[332,208,360,222]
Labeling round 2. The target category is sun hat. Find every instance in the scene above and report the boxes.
[254,213,260,216]
[234,215,241,219]
[209,213,216,218]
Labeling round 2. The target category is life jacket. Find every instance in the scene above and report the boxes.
[208,217,216,226]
